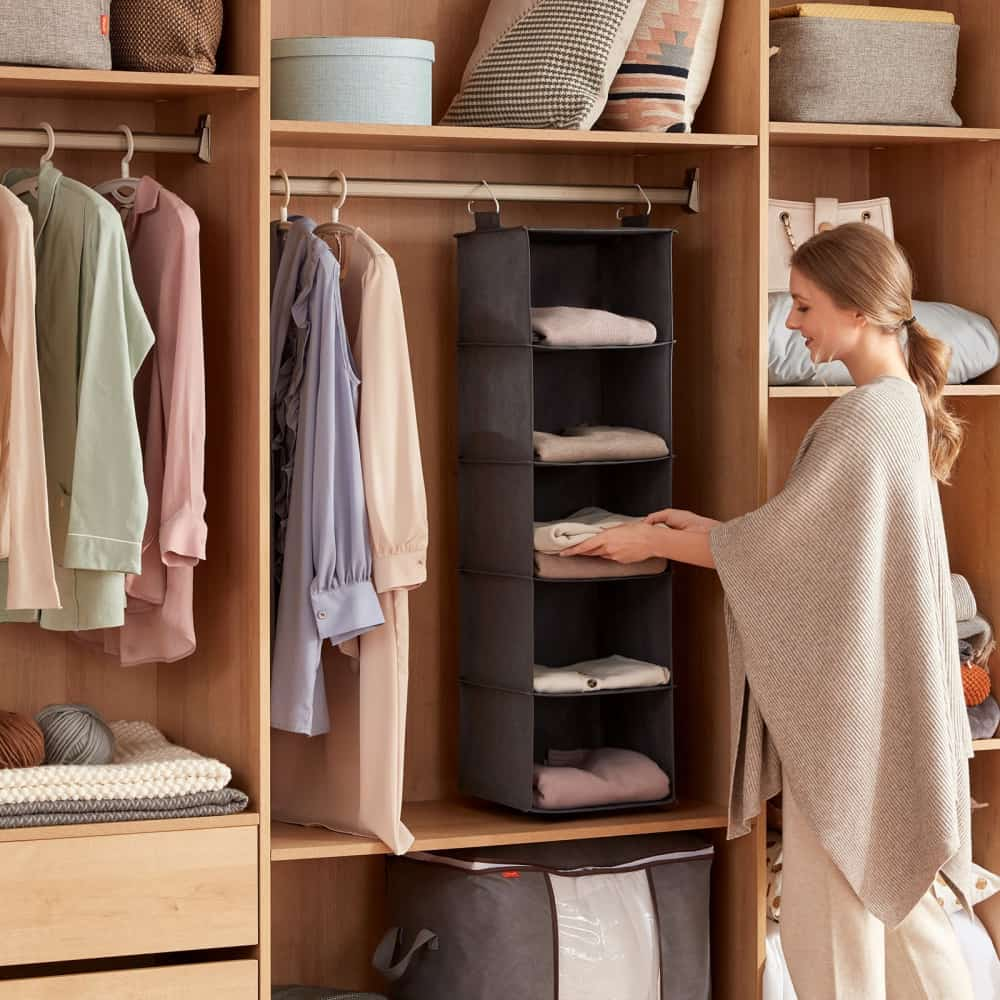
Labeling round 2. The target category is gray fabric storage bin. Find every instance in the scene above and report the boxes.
[375,833,713,1000]
[770,17,961,126]
[0,0,111,69]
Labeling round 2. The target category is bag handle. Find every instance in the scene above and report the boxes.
[372,927,439,983]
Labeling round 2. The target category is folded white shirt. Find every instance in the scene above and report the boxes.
[534,506,634,554]
[534,655,671,694]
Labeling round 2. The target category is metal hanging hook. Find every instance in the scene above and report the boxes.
[330,169,348,223]
[38,122,55,166]
[617,182,653,220]
[467,178,501,216]
[118,124,135,179]
[277,168,291,223]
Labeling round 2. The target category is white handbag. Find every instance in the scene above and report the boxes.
[768,196,894,292]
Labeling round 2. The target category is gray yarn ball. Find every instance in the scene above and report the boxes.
[35,704,114,765]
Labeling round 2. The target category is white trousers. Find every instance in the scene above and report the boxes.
[780,780,975,1000]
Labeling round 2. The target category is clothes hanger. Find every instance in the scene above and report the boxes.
[275,168,292,230]
[9,122,55,200]
[312,169,356,279]
[94,124,140,218]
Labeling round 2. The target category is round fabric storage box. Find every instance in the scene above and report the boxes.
[271,36,435,125]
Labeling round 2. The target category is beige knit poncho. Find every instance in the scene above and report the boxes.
[710,376,972,928]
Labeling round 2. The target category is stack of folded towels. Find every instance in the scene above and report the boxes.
[534,506,666,579]
[0,719,248,828]
[953,574,999,740]
[531,306,658,348]
[533,747,671,811]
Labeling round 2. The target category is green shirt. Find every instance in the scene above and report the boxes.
[1,163,153,629]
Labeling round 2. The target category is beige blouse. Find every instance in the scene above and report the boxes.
[0,186,59,611]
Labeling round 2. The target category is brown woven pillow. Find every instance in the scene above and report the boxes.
[111,0,223,74]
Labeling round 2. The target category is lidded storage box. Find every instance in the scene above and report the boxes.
[374,833,713,1000]
[271,36,435,125]
[769,5,961,126]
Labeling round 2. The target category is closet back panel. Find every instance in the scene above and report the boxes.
[533,461,673,522]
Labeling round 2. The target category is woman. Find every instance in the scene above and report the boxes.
[563,223,975,999]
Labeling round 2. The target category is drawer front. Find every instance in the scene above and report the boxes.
[0,826,258,965]
[0,959,258,998]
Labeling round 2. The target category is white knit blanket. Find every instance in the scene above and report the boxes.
[0,721,232,804]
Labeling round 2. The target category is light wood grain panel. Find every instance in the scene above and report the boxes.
[271,0,492,123]
[220,0,263,76]
[769,146,871,203]
[0,67,257,99]
[696,0,764,134]
[0,814,258,845]
[0,961,257,1000]
[0,827,258,965]
[271,857,386,992]
[771,123,1000,147]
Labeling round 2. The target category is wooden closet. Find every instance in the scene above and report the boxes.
[0,1,997,997]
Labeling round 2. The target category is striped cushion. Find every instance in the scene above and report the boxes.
[441,0,646,130]
[597,0,725,134]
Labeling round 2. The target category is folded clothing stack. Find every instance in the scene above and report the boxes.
[0,720,248,828]
[534,506,666,579]
[533,747,671,810]
[534,655,670,694]
[531,306,657,348]
[533,425,670,463]
[953,574,999,740]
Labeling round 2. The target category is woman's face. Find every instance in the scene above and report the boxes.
[786,267,867,365]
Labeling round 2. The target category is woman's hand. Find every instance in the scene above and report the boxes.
[645,508,720,534]
[560,523,666,564]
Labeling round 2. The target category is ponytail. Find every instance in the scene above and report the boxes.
[904,319,964,483]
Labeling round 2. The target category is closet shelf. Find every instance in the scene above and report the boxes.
[770,122,1000,148]
[973,739,1000,753]
[770,385,1000,399]
[271,120,758,155]
[0,812,259,845]
[0,66,259,99]
[270,798,726,861]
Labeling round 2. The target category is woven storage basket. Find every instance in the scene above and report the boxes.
[0,0,111,70]
[770,15,961,126]
[111,0,222,74]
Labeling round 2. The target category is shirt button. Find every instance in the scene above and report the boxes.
[317,611,328,620]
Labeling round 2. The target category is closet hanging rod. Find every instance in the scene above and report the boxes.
[0,115,212,163]
[270,169,700,212]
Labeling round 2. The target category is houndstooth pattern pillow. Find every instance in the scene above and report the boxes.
[442,0,647,130]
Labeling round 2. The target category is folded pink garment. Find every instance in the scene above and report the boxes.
[534,552,667,579]
[533,747,671,810]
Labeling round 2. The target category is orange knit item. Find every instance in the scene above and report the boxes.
[962,664,991,707]
[0,711,46,768]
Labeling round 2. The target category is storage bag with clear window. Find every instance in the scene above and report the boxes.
[373,833,713,1000]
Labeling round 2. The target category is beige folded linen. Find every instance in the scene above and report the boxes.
[531,307,657,348]
[952,574,977,623]
[533,426,670,463]
[534,552,667,580]
[534,656,671,693]
[770,4,954,24]
[533,747,671,810]
[534,507,630,554]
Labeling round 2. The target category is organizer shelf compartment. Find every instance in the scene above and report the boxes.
[460,682,676,816]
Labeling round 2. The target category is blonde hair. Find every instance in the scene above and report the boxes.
[790,223,963,482]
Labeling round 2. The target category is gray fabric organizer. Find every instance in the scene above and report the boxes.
[456,221,677,815]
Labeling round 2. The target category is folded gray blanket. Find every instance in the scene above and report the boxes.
[533,747,670,810]
[533,425,669,463]
[534,552,667,579]
[531,306,657,347]
[0,787,249,828]
[969,696,1000,741]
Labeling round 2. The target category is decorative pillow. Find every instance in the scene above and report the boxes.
[441,0,647,130]
[768,294,1000,386]
[931,863,1000,913]
[766,831,783,922]
[597,0,726,133]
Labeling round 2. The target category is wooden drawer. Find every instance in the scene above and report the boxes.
[0,959,257,998]
[0,826,258,965]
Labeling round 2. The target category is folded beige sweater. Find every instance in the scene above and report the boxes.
[534,552,667,579]
[533,425,669,463]
[531,307,657,348]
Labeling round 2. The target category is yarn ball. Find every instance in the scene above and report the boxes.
[35,704,115,765]
[962,664,991,707]
[0,710,46,768]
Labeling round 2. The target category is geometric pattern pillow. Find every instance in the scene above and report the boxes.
[441,0,647,130]
[597,0,726,132]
